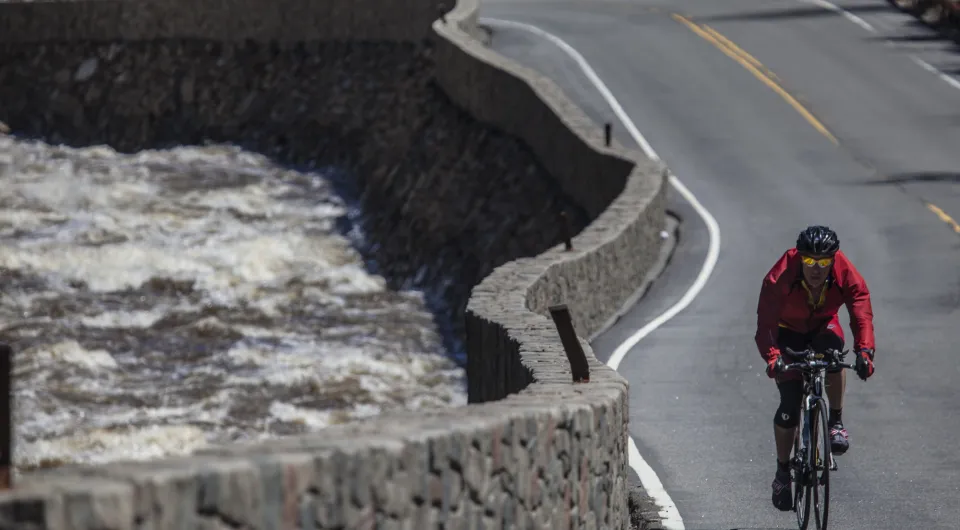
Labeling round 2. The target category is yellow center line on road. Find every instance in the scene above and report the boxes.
[700,26,769,77]
[672,14,960,237]
[671,14,839,145]
[926,203,960,234]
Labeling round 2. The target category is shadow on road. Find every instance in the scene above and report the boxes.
[697,4,893,23]
[863,171,960,184]
[868,15,960,41]
[876,31,950,41]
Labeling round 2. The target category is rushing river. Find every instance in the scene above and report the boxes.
[0,134,465,471]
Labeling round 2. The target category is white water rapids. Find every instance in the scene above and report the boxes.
[0,135,465,472]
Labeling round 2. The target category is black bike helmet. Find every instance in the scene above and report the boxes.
[796,225,840,256]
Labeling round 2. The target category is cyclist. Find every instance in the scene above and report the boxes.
[754,225,876,511]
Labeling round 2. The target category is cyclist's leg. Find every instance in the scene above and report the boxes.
[810,316,849,454]
[773,327,808,459]
[773,378,803,510]
[774,378,803,462]
[772,328,806,510]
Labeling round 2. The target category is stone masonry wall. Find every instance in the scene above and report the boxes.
[0,0,669,528]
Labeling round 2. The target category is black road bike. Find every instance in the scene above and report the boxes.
[777,347,855,530]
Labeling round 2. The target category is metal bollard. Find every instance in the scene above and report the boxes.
[548,305,590,383]
[604,123,612,146]
[559,211,573,251]
[0,344,12,490]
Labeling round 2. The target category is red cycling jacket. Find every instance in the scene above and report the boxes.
[755,248,875,362]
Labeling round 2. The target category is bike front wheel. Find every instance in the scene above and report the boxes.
[793,426,810,530]
[810,400,831,528]
[794,399,831,530]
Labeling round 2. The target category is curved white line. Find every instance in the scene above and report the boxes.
[481,16,722,530]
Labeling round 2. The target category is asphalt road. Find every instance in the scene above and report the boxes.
[479,0,960,528]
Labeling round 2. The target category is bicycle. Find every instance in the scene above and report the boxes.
[776,347,855,530]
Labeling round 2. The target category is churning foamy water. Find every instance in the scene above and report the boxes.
[0,134,465,472]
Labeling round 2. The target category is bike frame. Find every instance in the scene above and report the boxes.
[793,357,836,474]
[780,347,855,529]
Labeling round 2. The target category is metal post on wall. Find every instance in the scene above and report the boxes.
[559,211,573,251]
[0,343,12,490]
[548,305,590,383]
[438,2,448,23]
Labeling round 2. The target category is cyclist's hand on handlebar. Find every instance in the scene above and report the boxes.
[855,348,875,381]
[766,355,785,378]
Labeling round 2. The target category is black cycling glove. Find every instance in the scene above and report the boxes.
[855,348,875,381]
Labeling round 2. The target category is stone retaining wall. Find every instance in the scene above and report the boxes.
[0,0,668,528]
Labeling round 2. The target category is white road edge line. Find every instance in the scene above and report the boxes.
[481,17,723,530]
[803,0,877,32]
[911,56,960,91]
[801,0,960,92]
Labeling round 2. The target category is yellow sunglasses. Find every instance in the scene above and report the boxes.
[801,256,834,268]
